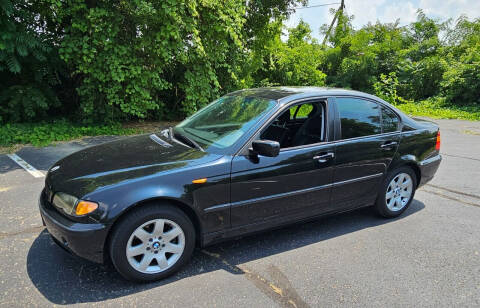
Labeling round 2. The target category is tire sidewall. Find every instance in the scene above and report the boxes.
[376,167,417,218]
[109,205,195,282]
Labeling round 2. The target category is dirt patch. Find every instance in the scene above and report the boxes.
[462,129,480,136]
[0,144,25,154]
[122,121,179,133]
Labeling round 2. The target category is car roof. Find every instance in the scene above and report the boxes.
[228,86,414,125]
[227,87,382,105]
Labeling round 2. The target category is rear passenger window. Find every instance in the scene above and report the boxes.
[382,107,399,133]
[337,98,381,139]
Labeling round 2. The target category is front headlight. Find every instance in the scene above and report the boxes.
[52,192,78,215]
[52,192,98,216]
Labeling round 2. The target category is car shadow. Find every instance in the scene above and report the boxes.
[27,200,425,305]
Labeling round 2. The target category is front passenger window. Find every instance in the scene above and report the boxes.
[261,102,325,148]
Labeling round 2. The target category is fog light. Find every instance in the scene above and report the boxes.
[75,201,98,216]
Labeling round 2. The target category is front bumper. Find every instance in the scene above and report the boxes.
[39,189,110,263]
[418,154,442,187]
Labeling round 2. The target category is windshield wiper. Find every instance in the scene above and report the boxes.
[169,127,204,152]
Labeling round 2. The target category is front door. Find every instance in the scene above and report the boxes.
[230,100,335,227]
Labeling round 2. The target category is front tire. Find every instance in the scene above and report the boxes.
[375,167,417,218]
[109,204,195,282]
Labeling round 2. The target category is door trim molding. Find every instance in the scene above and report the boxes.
[204,183,331,213]
[332,172,383,187]
[203,172,383,213]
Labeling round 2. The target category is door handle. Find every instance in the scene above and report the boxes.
[313,152,335,162]
[380,141,398,148]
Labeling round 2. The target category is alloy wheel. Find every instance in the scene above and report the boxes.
[385,172,413,212]
[126,219,185,274]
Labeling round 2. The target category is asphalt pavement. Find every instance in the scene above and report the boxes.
[0,119,479,307]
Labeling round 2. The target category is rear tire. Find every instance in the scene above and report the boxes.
[375,167,417,218]
[109,204,195,282]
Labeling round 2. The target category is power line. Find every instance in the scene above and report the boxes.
[322,0,345,46]
[293,2,340,10]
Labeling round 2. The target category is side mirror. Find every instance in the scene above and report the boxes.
[251,140,280,157]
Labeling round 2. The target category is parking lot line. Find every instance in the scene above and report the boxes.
[6,154,45,178]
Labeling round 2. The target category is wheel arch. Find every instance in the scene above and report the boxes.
[390,158,421,188]
[403,162,421,187]
[389,153,422,188]
[103,197,202,263]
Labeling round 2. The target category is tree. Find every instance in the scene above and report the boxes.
[0,0,64,122]
[247,20,326,87]
[440,17,480,105]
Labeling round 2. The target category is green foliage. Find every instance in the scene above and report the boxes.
[374,72,400,105]
[247,20,326,87]
[0,85,60,122]
[441,46,480,105]
[55,0,299,120]
[0,0,65,122]
[396,56,447,100]
[0,120,137,147]
[398,97,480,121]
[321,13,404,92]
[1,0,301,123]
[440,17,480,105]
[1,3,479,125]
[374,72,412,105]
[320,9,480,116]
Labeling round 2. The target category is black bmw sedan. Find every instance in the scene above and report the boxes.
[39,87,441,281]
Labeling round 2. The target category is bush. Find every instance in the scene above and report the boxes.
[0,0,64,123]
[397,97,480,120]
[1,4,480,124]
[373,72,412,105]
[441,45,480,105]
[55,0,298,120]
[251,21,326,87]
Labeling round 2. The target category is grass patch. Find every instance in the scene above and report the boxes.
[396,98,480,121]
[0,120,140,149]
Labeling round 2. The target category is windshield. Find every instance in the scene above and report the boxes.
[175,95,276,153]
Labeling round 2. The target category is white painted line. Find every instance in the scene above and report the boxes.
[6,154,45,178]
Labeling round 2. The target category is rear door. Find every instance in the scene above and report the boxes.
[330,97,401,210]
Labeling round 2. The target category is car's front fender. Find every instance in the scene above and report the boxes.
[84,156,232,234]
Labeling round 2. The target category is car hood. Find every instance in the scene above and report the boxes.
[46,133,222,197]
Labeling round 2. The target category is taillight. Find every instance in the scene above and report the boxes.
[435,130,441,151]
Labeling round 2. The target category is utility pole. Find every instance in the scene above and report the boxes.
[321,0,345,47]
